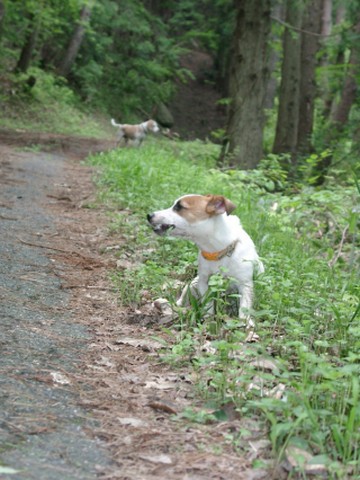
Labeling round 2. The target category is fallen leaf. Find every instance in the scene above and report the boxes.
[269,383,286,400]
[148,399,178,414]
[0,466,20,474]
[50,372,71,385]
[249,357,280,373]
[201,340,217,354]
[115,336,163,351]
[144,379,175,390]
[139,454,173,465]
[284,446,329,477]
[117,417,148,428]
[95,356,115,368]
[245,330,260,342]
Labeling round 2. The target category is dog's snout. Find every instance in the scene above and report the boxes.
[147,213,154,223]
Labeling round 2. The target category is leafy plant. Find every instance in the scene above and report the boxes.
[89,137,360,475]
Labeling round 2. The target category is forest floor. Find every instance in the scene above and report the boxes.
[169,50,227,140]
[0,130,286,480]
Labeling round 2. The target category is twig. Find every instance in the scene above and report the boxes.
[61,284,111,290]
[0,214,18,220]
[328,225,349,268]
[17,236,71,253]
[16,237,100,264]
[271,16,356,38]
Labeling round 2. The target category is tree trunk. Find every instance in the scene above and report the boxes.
[296,0,322,155]
[219,0,271,169]
[56,5,91,78]
[322,3,346,118]
[330,21,360,125]
[0,1,5,39]
[272,1,303,158]
[314,20,360,184]
[14,15,39,73]
[264,1,284,110]
[321,0,332,36]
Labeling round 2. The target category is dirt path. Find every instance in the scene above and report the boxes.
[0,131,275,480]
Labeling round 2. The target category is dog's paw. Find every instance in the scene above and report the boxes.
[152,298,178,324]
[152,298,172,314]
[245,330,260,343]
[238,314,255,330]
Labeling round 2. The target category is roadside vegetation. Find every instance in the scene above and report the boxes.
[0,67,111,137]
[88,137,359,478]
[1,0,359,477]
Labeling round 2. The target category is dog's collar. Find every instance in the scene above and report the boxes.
[201,239,239,261]
[140,122,148,132]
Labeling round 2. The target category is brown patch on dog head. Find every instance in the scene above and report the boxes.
[146,120,159,133]
[205,195,236,216]
[173,194,235,223]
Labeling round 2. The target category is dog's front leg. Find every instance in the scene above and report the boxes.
[177,275,214,316]
[176,276,200,307]
[116,131,124,147]
[238,282,254,328]
[197,274,215,315]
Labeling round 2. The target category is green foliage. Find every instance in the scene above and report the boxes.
[0,67,110,136]
[72,0,184,116]
[89,138,360,474]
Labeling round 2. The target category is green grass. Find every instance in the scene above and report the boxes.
[89,138,360,478]
[0,68,112,138]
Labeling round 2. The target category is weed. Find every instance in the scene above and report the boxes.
[89,139,360,475]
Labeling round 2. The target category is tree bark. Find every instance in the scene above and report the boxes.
[330,21,360,125]
[273,1,302,158]
[296,0,322,155]
[321,0,332,36]
[14,14,39,73]
[264,1,284,110]
[0,1,5,39]
[314,20,360,183]
[219,0,271,169]
[56,5,91,78]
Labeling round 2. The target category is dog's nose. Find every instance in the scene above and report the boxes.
[147,213,154,223]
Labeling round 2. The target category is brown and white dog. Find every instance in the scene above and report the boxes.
[111,118,159,146]
[147,194,264,327]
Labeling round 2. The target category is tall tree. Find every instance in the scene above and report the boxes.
[296,0,323,155]
[14,13,40,73]
[329,16,360,126]
[321,2,346,118]
[314,19,360,183]
[0,0,4,41]
[219,0,271,168]
[273,1,303,158]
[264,1,284,110]
[56,4,91,78]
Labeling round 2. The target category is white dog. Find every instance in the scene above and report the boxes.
[111,118,159,146]
[147,194,264,327]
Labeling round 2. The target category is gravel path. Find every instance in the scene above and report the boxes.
[0,146,113,479]
[0,134,279,480]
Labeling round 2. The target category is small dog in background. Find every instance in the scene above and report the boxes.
[111,118,160,147]
[147,194,264,328]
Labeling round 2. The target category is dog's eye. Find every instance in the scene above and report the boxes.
[173,201,183,212]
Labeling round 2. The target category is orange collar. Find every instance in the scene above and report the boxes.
[201,240,238,261]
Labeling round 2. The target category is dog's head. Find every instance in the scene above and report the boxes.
[144,120,160,134]
[147,194,236,238]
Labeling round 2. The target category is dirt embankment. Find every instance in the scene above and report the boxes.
[0,130,279,480]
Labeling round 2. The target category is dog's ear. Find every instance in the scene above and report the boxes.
[205,195,236,216]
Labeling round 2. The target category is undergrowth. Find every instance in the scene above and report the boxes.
[0,68,111,137]
[89,138,360,478]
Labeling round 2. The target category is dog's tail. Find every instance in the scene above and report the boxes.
[111,118,122,128]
